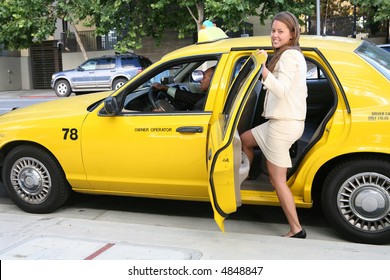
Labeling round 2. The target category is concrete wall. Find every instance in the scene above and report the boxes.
[138,33,194,63]
[62,50,116,70]
[365,37,387,44]
[0,57,22,91]
[20,49,33,90]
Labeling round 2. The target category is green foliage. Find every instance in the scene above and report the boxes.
[84,0,310,51]
[0,0,312,51]
[0,0,57,50]
[56,0,94,24]
[356,0,390,22]
[5,0,386,52]
[354,0,389,35]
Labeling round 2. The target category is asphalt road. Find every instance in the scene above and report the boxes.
[0,89,60,114]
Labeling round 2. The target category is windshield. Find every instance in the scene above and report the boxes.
[355,41,390,80]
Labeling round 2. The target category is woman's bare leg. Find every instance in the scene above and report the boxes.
[266,160,303,236]
[240,130,257,165]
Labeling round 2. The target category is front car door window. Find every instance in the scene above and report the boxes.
[122,58,219,112]
[81,59,98,71]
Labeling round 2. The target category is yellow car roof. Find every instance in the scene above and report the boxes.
[161,35,363,60]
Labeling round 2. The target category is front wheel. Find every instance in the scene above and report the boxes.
[322,157,390,244]
[2,145,72,213]
[54,79,72,97]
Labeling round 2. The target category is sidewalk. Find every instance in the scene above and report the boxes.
[0,89,58,98]
[1,200,389,260]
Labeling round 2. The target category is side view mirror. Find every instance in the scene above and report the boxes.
[103,96,119,116]
[77,66,84,71]
[191,70,204,82]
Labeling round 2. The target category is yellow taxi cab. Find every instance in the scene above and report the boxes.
[1,27,389,244]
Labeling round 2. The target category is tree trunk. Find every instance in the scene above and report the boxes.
[186,3,204,31]
[73,24,88,60]
[196,2,204,31]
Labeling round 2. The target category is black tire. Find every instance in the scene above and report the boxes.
[322,157,390,244]
[54,79,72,97]
[113,78,127,90]
[2,145,72,213]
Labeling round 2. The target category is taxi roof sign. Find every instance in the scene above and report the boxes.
[197,26,228,44]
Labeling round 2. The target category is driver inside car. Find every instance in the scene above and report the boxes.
[151,66,215,111]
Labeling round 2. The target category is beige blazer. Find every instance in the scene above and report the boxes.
[262,49,307,120]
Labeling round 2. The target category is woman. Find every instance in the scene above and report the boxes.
[240,11,308,238]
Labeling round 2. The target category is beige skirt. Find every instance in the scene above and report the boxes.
[251,119,304,168]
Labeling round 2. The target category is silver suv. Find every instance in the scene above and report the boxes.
[51,54,152,97]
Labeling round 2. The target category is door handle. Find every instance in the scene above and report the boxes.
[176,126,203,133]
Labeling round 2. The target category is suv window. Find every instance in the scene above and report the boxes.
[82,59,98,70]
[140,57,153,68]
[122,57,142,68]
[97,57,115,70]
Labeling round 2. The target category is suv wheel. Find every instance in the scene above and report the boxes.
[322,157,390,244]
[54,80,72,97]
[113,78,128,90]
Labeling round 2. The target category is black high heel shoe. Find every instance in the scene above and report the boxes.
[290,229,306,239]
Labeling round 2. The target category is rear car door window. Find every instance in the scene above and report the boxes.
[97,58,115,70]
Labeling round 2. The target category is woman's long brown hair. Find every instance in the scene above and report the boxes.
[267,12,302,72]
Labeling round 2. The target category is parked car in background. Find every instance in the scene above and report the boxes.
[51,53,152,97]
[378,44,390,52]
[1,29,390,244]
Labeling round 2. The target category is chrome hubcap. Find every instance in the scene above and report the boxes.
[115,82,124,89]
[338,172,390,232]
[11,157,51,204]
[57,83,68,95]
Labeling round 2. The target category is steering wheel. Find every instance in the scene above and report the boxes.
[148,87,175,111]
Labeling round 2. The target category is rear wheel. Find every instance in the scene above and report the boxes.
[2,145,72,213]
[113,78,128,90]
[322,157,390,244]
[54,79,72,97]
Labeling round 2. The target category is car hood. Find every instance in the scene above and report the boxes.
[0,92,111,125]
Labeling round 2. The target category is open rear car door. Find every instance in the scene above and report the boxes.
[207,50,264,231]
